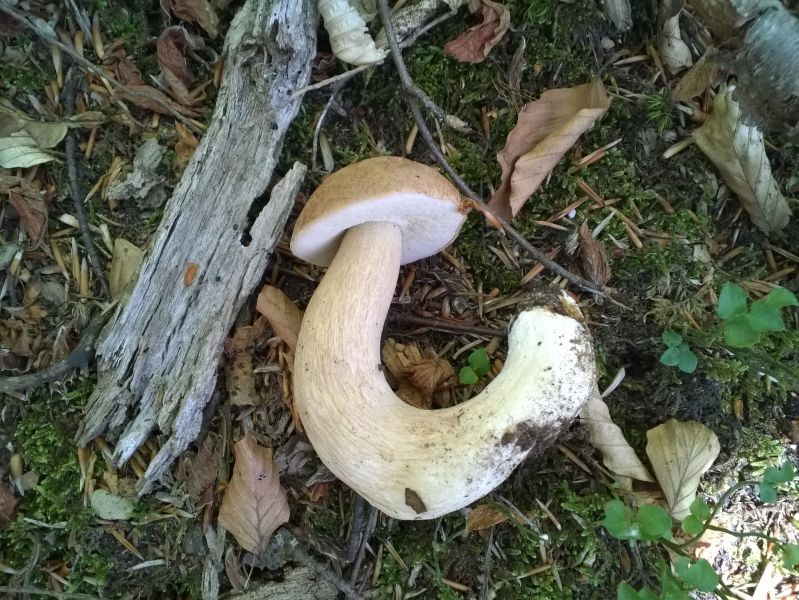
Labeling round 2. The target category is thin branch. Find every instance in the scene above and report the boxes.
[65,0,92,42]
[376,0,616,302]
[64,68,111,298]
[0,314,105,392]
[388,311,505,337]
[0,2,203,134]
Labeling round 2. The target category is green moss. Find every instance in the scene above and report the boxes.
[0,63,51,93]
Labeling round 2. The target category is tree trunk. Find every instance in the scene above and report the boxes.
[77,0,316,492]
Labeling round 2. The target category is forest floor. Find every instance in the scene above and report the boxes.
[1,1,798,599]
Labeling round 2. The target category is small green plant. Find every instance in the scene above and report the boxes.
[659,331,697,373]
[603,463,799,599]
[459,348,490,385]
[717,283,798,348]
[644,92,673,133]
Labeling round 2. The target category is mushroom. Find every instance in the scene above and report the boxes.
[291,156,595,520]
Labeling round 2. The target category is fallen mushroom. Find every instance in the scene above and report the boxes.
[291,157,595,520]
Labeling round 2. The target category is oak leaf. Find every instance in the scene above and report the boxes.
[489,79,609,220]
[646,419,719,520]
[157,26,201,104]
[692,86,791,234]
[218,434,290,555]
[443,0,510,64]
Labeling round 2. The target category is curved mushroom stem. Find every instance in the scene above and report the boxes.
[294,222,594,520]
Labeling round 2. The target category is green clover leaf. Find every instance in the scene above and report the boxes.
[617,582,659,600]
[723,314,760,348]
[458,366,478,385]
[681,515,703,536]
[662,330,683,347]
[676,344,697,373]
[748,300,785,332]
[763,286,799,309]
[717,283,748,319]
[660,347,682,367]
[603,500,639,540]
[637,504,673,541]
[689,497,711,520]
[781,543,799,571]
[674,557,719,592]
[467,348,490,377]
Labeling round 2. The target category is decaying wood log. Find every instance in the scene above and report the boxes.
[77,0,316,491]
[686,0,799,133]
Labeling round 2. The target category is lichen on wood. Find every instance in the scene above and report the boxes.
[76,0,316,492]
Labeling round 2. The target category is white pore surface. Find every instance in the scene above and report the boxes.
[290,192,465,266]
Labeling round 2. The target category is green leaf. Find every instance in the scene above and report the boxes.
[617,582,639,600]
[467,348,490,377]
[459,366,478,385]
[617,582,658,600]
[759,482,777,504]
[781,543,799,571]
[674,557,719,592]
[723,315,760,348]
[637,504,672,540]
[660,347,682,367]
[662,330,683,348]
[764,287,799,309]
[677,345,697,374]
[681,515,704,535]
[717,283,748,319]
[762,463,796,486]
[748,300,785,332]
[660,572,691,600]
[689,497,711,520]
[603,500,640,540]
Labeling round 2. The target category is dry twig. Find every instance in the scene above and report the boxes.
[64,68,111,298]
[375,0,612,301]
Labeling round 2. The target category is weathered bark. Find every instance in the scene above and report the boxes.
[232,567,338,600]
[77,0,316,492]
[686,0,799,133]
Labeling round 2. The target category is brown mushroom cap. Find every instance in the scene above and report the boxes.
[290,157,465,267]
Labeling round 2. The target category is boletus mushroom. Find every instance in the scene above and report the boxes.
[291,156,595,520]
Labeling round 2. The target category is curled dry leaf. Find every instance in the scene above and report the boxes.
[218,434,290,555]
[256,285,304,351]
[658,0,692,73]
[489,79,609,221]
[673,48,719,102]
[175,122,199,169]
[318,0,387,65]
[381,338,455,409]
[443,0,510,64]
[157,26,202,104]
[0,483,15,529]
[178,433,219,507]
[693,86,791,234]
[580,386,654,482]
[113,84,203,118]
[109,238,143,299]
[406,358,456,397]
[646,419,720,520]
[225,351,257,406]
[464,503,510,534]
[162,0,219,38]
[577,223,610,287]
[7,189,48,246]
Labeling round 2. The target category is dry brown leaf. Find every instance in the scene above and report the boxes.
[225,318,269,354]
[673,48,719,102]
[0,484,15,529]
[693,86,791,234]
[443,0,510,64]
[218,434,290,555]
[580,386,654,482]
[646,419,720,520]
[406,359,457,397]
[104,52,146,86]
[464,503,509,534]
[256,285,303,351]
[112,84,202,118]
[109,238,143,299]
[489,79,609,220]
[175,122,199,169]
[164,0,219,38]
[157,26,197,104]
[658,0,692,73]
[179,433,219,507]
[225,351,257,406]
[577,223,610,287]
[7,190,47,246]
